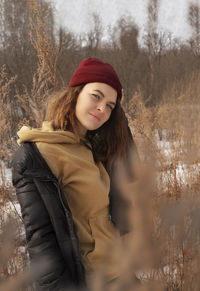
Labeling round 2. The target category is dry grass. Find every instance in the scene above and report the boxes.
[122,91,200,291]
[0,64,33,291]
[28,0,62,90]
[1,0,200,290]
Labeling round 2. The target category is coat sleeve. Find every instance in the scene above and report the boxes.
[12,144,75,291]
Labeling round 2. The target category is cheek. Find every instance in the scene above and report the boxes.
[77,95,92,110]
[75,98,91,121]
[104,110,112,123]
[75,102,84,121]
[75,96,85,114]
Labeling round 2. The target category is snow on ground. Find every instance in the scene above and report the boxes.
[2,199,23,230]
[3,200,22,219]
[0,161,12,186]
[1,160,24,235]
[158,162,200,192]
[1,200,25,247]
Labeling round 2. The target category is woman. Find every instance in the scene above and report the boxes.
[12,58,138,290]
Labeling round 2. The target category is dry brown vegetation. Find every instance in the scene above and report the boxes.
[0,0,200,290]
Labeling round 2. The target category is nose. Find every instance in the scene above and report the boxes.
[97,103,106,113]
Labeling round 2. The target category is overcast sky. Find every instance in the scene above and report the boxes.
[52,0,198,43]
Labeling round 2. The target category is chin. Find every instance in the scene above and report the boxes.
[85,123,102,131]
[83,121,102,131]
[87,126,100,131]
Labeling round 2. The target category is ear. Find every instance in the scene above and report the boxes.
[120,88,124,105]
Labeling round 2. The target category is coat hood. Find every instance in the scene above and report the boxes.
[17,121,83,145]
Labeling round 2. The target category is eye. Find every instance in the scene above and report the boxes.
[92,94,100,100]
[107,104,114,111]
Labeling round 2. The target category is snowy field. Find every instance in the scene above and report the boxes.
[0,161,12,186]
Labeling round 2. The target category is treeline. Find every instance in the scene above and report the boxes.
[0,0,200,109]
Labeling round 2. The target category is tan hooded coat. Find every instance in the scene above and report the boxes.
[17,121,121,282]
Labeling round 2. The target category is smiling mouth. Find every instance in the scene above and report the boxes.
[90,113,100,121]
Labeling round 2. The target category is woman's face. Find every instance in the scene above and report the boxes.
[75,82,117,137]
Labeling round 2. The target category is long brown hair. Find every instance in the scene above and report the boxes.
[45,85,130,171]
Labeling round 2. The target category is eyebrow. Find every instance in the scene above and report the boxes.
[93,89,116,106]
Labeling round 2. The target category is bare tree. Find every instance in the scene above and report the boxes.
[82,13,103,57]
[105,16,139,107]
[143,0,171,105]
[0,0,55,92]
[188,2,200,55]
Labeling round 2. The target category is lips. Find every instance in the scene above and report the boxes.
[89,113,100,121]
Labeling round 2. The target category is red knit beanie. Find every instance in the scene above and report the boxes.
[68,58,122,99]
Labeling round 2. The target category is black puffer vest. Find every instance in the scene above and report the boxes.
[12,142,86,290]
